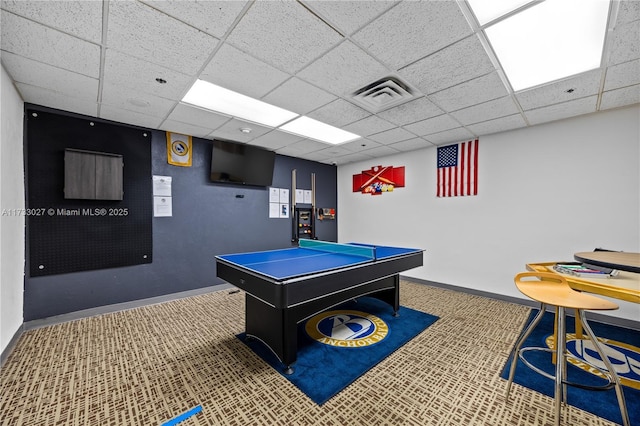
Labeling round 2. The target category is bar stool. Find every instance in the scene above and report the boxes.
[505,271,629,426]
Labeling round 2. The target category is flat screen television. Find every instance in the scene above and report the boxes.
[210,140,275,186]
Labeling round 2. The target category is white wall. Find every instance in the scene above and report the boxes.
[338,105,640,322]
[0,63,25,354]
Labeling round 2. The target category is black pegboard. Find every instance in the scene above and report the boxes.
[25,107,152,276]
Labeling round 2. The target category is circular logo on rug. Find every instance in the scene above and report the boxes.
[305,310,388,347]
[546,334,640,389]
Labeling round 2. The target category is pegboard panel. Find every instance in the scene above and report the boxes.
[25,107,153,276]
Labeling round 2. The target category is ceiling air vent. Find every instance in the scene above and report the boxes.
[351,76,417,113]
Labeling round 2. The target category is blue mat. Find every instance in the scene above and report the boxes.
[238,297,438,405]
[500,310,640,425]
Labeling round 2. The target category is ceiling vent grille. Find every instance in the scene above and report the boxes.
[351,76,417,113]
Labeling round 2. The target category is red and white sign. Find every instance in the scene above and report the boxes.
[353,165,405,195]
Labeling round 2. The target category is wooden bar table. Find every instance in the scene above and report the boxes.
[526,259,639,345]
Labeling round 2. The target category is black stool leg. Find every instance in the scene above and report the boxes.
[506,304,547,399]
[579,309,630,426]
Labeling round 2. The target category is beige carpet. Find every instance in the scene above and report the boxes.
[0,281,618,425]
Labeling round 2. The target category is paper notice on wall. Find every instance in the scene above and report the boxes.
[280,203,289,218]
[269,203,280,218]
[154,196,172,217]
[153,175,172,196]
[279,188,289,203]
[303,190,312,204]
[269,187,281,203]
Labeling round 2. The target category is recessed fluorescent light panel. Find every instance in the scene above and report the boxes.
[182,79,298,127]
[280,116,361,145]
[467,0,534,25]
[473,0,609,91]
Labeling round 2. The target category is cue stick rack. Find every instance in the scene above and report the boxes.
[291,169,317,243]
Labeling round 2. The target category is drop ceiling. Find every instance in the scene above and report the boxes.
[1,0,638,165]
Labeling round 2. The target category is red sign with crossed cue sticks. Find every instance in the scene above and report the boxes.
[352,165,405,195]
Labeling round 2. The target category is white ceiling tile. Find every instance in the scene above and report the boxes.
[424,128,475,145]
[466,114,527,136]
[403,114,460,136]
[451,96,519,125]
[307,99,370,127]
[343,115,396,136]
[1,10,100,77]
[2,51,98,101]
[247,129,305,151]
[300,150,335,163]
[368,127,415,144]
[361,145,402,157]
[340,138,382,153]
[17,83,98,117]
[209,118,272,143]
[261,77,336,115]
[107,1,218,75]
[160,120,215,139]
[303,0,397,36]
[101,83,177,118]
[226,1,342,73]
[1,0,102,43]
[515,69,602,110]
[389,137,434,152]
[604,59,640,91]
[200,43,290,99]
[399,35,495,95]
[297,41,388,96]
[311,146,353,158]
[600,85,640,111]
[166,103,230,130]
[607,20,639,66]
[139,0,248,39]
[332,151,376,165]
[524,96,598,125]
[99,104,162,129]
[377,97,442,126]
[430,72,508,112]
[103,49,193,100]
[276,139,327,156]
[616,1,640,25]
[353,1,472,69]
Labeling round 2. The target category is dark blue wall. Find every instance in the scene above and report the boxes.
[23,107,337,321]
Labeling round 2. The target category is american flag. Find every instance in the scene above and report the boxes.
[437,139,478,197]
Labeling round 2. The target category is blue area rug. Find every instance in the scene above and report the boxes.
[238,297,438,405]
[500,310,640,425]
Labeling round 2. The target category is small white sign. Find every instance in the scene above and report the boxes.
[154,196,172,217]
[280,203,289,218]
[279,188,290,203]
[153,175,172,196]
[269,187,280,203]
[303,190,312,204]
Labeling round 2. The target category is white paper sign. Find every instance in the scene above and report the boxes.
[280,203,289,218]
[269,187,280,203]
[153,175,172,196]
[295,189,304,204]
[154,196,172,217]
[279,188,289,203]
[303,190,312,204]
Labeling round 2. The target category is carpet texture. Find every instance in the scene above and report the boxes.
[239,297,439,405]
[0,281,632,425]
[500,309,640,425]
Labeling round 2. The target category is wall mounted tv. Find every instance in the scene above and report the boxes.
[210,140,276,186]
